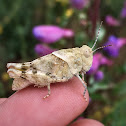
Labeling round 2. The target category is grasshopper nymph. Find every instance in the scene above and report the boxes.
[7,22,111,101]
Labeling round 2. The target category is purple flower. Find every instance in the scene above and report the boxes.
[87,53,112,74]
[104,36,126,57]
[89,97,92,103]
[105,15,120,26]
[33,25,74,43]
[94,70,104,81]
[70,0,89,10]
[120,1,126,18]
[35,44,56,56]
[94,53,112,66]
[108,35,117,42]
[104,36,119,57]
[87,53,100,74]
[120,8,126,18]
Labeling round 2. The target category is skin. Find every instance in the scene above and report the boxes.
[0,77,104,126]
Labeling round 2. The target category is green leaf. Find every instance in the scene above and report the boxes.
[88,82,109,94]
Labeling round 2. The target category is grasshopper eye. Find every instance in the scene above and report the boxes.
[84,49,90,58]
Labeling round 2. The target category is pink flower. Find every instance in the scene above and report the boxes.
[35,44,56,56]
[33,25,74,43]
[87,53,113,74]
[105,15,120,26]
[70,0,89,10]
[87,53,100,74]
[117,38,126,48]
[100,57,113,66]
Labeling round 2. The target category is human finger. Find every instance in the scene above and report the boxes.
[0,77,89,126]
[70,119,104,126]
[0,98,7,104]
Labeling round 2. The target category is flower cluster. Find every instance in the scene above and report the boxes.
[34,44,56,56]
[70,0,89,10]
[87,53,113,81]
[33,25,74,56]
[120,1,126,18]
[106,1,126,27]
[88,35,126,81]
[105,15,120,26]
[33,25,74,44]
[104,35,126,57]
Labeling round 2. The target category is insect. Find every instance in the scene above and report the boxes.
[7,22,111,101]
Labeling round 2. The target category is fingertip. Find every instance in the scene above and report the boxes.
[70,119,104,126]
[0,77,90,126]
[0,98,7,104]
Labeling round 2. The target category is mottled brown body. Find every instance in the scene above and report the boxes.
[7,45,93,100]
[23,54,73,85]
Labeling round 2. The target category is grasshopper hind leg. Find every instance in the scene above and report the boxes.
[7,69,22,78]
[12,78,31,90]
[7,62,31,69]
[43,83,51,99]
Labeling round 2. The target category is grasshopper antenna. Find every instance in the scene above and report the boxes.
[93,45,112,53]
[92,21,103,50]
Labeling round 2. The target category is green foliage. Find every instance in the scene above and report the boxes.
[0,82,5,97]
[101,0,124,17]
[103,99,126,126]
[0,0,39,61]
[88,82,110,94]
[75,32,88,46]
[114,80,126,99]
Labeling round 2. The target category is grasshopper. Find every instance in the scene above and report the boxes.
[7,22,111,101]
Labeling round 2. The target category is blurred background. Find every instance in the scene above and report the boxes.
[0,0,126,125]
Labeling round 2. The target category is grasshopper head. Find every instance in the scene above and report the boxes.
[80,22,112,73]
[81,45,93,58]
[80,45,93,72]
